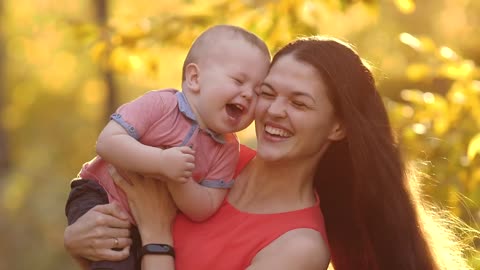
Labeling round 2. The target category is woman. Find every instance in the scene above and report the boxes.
[64,36,473,269]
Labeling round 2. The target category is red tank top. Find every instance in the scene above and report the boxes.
[173,145,329,270]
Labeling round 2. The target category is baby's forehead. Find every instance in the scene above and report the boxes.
[194,29,267,59]
[196,31,244,52]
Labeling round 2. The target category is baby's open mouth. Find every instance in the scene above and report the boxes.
[226,104,245,119]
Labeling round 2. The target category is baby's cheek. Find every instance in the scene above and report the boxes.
[241,112,255,130]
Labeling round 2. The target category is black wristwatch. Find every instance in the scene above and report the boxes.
[140,244,175,258]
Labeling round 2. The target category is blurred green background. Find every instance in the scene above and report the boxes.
[0,0,479,269]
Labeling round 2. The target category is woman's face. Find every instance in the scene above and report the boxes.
[254,53,344,164]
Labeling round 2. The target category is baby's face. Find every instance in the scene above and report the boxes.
[194,38,270,134]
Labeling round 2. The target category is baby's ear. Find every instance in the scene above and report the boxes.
[185,63,200,93]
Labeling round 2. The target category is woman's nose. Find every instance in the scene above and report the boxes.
[267,98,287,118]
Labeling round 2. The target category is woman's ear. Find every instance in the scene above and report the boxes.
[328,121,346,141]
[185,63,200,93]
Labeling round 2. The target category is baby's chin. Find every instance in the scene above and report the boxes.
[232,119,255,133]
[211,125,246,136]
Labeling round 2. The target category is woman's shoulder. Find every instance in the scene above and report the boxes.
[249,228,330,269]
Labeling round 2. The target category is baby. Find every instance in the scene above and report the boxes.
[65,24,270,270]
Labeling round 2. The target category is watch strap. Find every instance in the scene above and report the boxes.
[140,243,175,258]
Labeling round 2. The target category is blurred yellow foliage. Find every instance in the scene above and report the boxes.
[394,0,416,14]
[406,63,431,81]
[2,172,30,211]
[440,60,476,81]
[1,0,480,269]
[468,133,480,161]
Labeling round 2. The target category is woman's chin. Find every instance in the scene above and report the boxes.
[255,146,285,162]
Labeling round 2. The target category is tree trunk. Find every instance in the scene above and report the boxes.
[0,0,10,175]
[93,0,117,123]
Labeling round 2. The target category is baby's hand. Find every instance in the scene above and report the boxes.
[159,146,195,183]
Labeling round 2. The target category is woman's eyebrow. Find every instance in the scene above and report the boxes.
[292,91,315,102]
[262,82,315,102]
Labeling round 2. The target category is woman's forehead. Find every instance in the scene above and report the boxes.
[266,54,327,93]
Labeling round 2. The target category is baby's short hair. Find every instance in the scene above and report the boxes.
[181,25,270,82]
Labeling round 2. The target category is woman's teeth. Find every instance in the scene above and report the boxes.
[265,125,291,137]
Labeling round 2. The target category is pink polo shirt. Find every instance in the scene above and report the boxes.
[78,89,239,223]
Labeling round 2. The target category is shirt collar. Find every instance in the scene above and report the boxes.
[176,91,226,144]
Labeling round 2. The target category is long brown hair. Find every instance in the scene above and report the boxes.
[271,37,469,269]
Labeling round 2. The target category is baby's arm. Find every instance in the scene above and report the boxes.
[167,180,227,222]
[96,120,195,182]
[167,137,238,221]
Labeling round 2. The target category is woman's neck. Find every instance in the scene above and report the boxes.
[228,157,317,214]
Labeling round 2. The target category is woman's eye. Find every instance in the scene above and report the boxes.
[260,91,275,97]
[292,101,307,108]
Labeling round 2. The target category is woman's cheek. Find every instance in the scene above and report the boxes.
[254,98,269,118]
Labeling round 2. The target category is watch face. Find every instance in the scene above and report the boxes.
[143,244,175,257]
[149,245,170,252]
